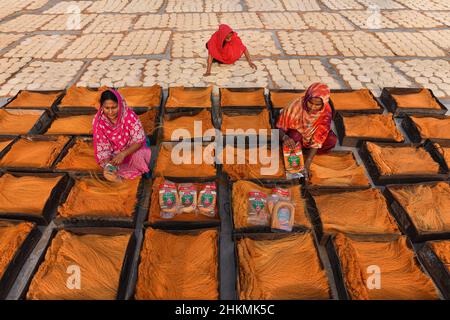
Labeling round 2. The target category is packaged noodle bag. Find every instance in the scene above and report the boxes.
[283,144,304,179]
[159,180,179,219]
[267,187,290,213]
[268,187,295,232]
[178,183,197,214]
[247,190,269,226]
[198,182,217,217]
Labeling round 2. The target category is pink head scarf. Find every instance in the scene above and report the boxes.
[93,89,146,167]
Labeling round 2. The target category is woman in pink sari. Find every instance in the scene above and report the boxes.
[93,89,151,181]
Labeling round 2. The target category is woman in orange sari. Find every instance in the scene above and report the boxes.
[277,83,337,181]
[204,24,257,76]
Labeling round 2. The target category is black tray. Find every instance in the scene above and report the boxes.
[152,141,218,180]
[159,108,217,143]
[418,241,450,300]
[324,233,441,300]
[335,112,404,148]
[219,141,285,182]
[54,87,104,114]
[305,188,401,244]
[381,87,447,116]
[0,135,72,173]
[233,231,335,300]
[165,87,213,113]
[423,139,449,176]
[53,174,148,228]
[52,136,101,175]
[268,89,304,122]
[227,179,309,234]
[0,136,18,159]
[304,150,371,191]
[3,89,64,112]
[0,109,53,136]
[0,171,69,225]
[220,87,266,109]
[19,226,137,300]
[40,110,96,136]
[384,181,450,242]
[268,89,304,109]
[0,220,41,299]
[128,227,221,300]
[220,108,274,143]
[117,85,163,112]
[401,114,450,146]
[145,177,221,230]
[329,89,384,115]
[358,141,447,185]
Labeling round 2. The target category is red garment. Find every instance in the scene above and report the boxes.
[286,129,337,154]
[206,24,246,64]
[276,83,333,149]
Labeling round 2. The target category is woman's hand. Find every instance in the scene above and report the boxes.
[248,61,257,70]
[111,152,126,166]
[283,136,296,150]
[303,168,309,184]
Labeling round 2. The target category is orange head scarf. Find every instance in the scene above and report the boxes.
[276,83,333,148]
[206,24,246,64]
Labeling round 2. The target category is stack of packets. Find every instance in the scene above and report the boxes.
[248,188,295,232]
[283,144,304,179]
[159,181,217,219]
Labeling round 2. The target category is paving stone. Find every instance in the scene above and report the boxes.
[303,12,355,30]
[165,0,203,13]
[58,33,123,59]
[41,14,97,31]
[220,13,264,29]
[44,1,93,13]
[395,0,450,10]
[0,60,83,96]
[78,59,147,87]
[204,0,243,12]
[122,0,164,13]
[83,14,136,33]
[420,30,450,51]
[143,58,269,88]
[0,57,31,94]
[0,0,47,19]
[328,31,394,56]
[321,0,363,10]
[356,0,404,9]
[260,12,308,30]
[376,32,446,57]
[281,0,320,11]
[245,0,285,11]
[263,58,342,89]
[0,14,56,33]
[383,10,443,28]
[394,59,450,98]
[341,10,399,29]
[424,11,450,26]
[114,30,170,56]
[86,0,129,13]
[330,57,412,96]
[135,13,219,30]
[278,31,338,56]
[4,35,76,59]
[0,34,24,49]
[172,30,280,58]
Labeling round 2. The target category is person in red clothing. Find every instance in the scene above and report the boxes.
[204,24,257,76]
[277,82,337,181]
